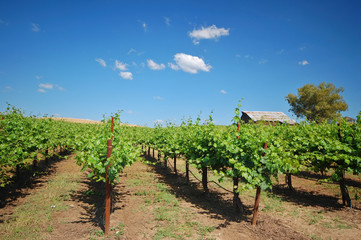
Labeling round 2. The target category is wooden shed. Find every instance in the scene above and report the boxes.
[344,116,356,123]
[241,111,296,125]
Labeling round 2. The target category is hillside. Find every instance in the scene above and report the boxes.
[48,117,139,127]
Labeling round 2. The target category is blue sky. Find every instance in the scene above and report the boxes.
[1,0,360,126]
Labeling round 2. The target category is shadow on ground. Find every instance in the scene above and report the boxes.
[273,172,361,210]
[272,184,344,210]
[297,170,361,189]
[143,153,252,228]
[143,151,359,225]
[0,150,71,210]
[69,171,130,231]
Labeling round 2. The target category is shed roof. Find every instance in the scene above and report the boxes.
[242,111,296,124]
[344,116,356,123]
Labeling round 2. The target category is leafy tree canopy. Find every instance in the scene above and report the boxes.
[286,82,348,122]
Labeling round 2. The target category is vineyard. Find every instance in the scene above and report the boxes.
[1,104,361,239]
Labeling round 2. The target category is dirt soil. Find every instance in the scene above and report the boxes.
[1,151,361,240]
[48,117,139,127]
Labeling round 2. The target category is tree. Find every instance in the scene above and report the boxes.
[286,82,348,122]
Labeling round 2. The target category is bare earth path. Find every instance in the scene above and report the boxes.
[1,151,361,240]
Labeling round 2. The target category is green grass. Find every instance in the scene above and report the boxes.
[150,182,215,239]
[153,225,184,240]
[127,161,216,240]
[90,229,104,237]
[198,226,215,236]
[0,172,82,240]
[332,217,353,229]
[128,179,142,186]
[261,192,286,213]
[290,208,300,217]
[88,223,126,240]
[111,222,125,237]
[134,189,154,196]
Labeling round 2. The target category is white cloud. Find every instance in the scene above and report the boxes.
[39,83,53,89]
[258,58,268,64]
[38,83,64,92]
[169,53,212,74]
[96,58,106,67]
[2,86,12,93]
[153,96,164,100]
[139,21,147,32]
[128,48,136,54]
[115,60,128,71]
[298,60,309,66]
[119,72,133,80]
[128,48,144,56]
[168,63,180,71]
[164,17,170,26]
[189,25,229,45]
[147,59,165,70]
[31,23,40,32]
[220,89,227,94]
[35,75,42,80]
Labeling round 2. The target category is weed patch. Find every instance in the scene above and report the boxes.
[0,172,82,240]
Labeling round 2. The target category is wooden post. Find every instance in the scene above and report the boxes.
[252,186,261,226]
[174,155,177,175]
[202,166,208,193]
[186,161,189,184]
[148,146,150,156]
[153,148,155,158]
[105,139,113,235]
[251,142,267,226]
